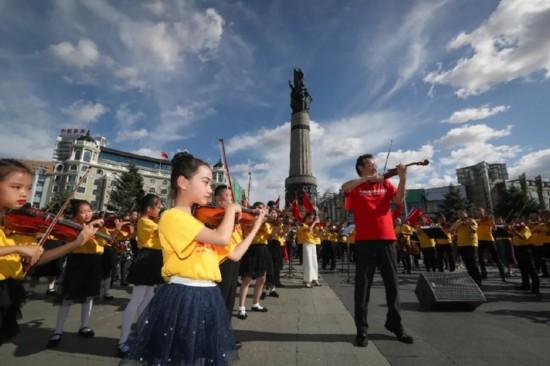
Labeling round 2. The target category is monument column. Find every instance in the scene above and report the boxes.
[285,68,317,207]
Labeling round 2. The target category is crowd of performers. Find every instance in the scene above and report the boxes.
[1,155,549,364]
[394,208,550,295]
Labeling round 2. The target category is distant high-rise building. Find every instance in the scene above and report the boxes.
[53,128,106,161]
[20,160,54,209]
[456,161,508,212]
[506,174,550,209]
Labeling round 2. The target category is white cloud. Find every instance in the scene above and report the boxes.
[440,142,521,167]
[442,104,509,124]
[437,124,513,147]
[61,100,108,125]
[116,104,144,128]
[50,38,100,68]
[364,0,447,101]
[116,128,149,142]
[114,67,146,89]
[425,0,550,97]
[509,149,550,178]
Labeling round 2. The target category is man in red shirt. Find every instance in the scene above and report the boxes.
[342,154,413,347]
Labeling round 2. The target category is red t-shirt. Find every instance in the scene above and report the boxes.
[348,179,397,241]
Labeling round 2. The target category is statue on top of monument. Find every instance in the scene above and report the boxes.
[289,68,312,114]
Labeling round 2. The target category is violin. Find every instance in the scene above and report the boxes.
[193,205,257,229]
[383,160,430,179]
[96,213,133,233]
[4,206,113,243]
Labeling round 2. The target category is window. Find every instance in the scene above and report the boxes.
[83,150,92,162]
[77,187,86,193]
[65,184,74,191]
[56,165,63,172]
[161,189,167,195]
[162,180,168,185]
[92,189,98,195]
[97,169,103,175]
[55,175,61,182]
[81,165,88,171]
[68,175,76,182]
[149,187,156,193]
[74,150,82,160]
[70,164,77,171]
[52,185,58,193]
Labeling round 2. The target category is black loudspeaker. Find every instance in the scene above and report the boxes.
[415,272,486,310]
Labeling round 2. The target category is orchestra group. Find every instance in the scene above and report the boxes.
[1,154,549,364]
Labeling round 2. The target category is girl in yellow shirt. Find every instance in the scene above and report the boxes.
[0,159,96,345]
[118,194,163,355]
[48,199,114,347]
[124,152,244,365]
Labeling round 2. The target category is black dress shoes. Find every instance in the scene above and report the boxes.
[355,333,368,347]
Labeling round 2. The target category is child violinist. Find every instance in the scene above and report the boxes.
[0,159,97,345]
[122,152,265,365]
[118,193,163,356]
[47,199,117,348]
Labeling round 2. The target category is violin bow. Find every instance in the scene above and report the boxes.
[218,138,235,203]
[24,167,92,275]
[382,139,393,174]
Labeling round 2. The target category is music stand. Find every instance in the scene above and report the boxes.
[419,226,449,240]
[493,225,512,239]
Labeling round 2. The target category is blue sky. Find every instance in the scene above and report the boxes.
[1,0,550,202]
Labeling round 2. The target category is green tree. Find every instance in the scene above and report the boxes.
[107,164,144,215]
[438,185,470,221]
[494,185,541,220]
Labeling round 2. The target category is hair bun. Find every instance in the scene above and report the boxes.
[171,151,193,165]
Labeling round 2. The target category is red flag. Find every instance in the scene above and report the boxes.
[292,193,303,221]
[392,203,403,219]
[302,191,314,213]
[160,151,169,159]
[406,208,423,226]
[274,196,280,210]
[422,214,432,225]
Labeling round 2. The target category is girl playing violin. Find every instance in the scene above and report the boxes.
[122,152,254,365]
[47,199,117,348]
[0,159,97,345]
[118,193,163,356]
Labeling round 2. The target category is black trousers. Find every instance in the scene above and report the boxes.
[421,247,437,272]
[478,241,506,279]
[514,246,539,291]
[321,240,337,269]
[436,244,455,272]
[218,259,240,321]
[533,246,549,276]
[267,240,283,287]
[354,240,402,335]
[458,246,482,285]
[398,246,411,274]
[297,243,303,265]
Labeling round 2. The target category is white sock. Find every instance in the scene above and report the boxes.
[238,306,246,313]
[120,286,147,344]
[252,303,263,309]
[80,297,93,328]
[55,301,72,334]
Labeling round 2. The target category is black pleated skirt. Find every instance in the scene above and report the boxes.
[126,248,164,286]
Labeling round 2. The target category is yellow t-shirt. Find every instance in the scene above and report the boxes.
[477,218,495,242]
[313,226,322,245]
[531,223,547,247]
[297,223,316,244]
[0,228,25,280]
[320,228,330,241]
[416,226,436,248]
[159,208,227,282]
[72,226,109,254]
[218,225,244,264]
[349,230,356,244]
[435,227,452,245]
[455,220,478,247]
[253,223,272,245]
[395,224,412,246]
[512,226,532,247]
[137,217,161,250]
[329,232,338,242]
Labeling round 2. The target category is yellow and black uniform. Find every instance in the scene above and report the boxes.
[298,223,316,244]
[267,222,285,290]
[511,224,539,292]
[127,217,164,286]
[435,226,456,272]
[476,218,505,280]
[127,207,238,365]
[0,228,36,343]
[322,228,338,270]
[239,222,273,279]
[531,223,549,277]
[395,224,413,274]
[453,219,482,285]
[416,225,436,272]
[61,225,109,301]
